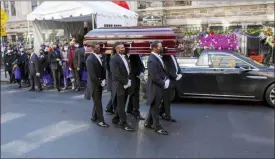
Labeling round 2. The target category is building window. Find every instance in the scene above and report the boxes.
[175,1,192,6]
[114,24,122,27]
[104,24,113,28]
[10,1,16,16]
[31,0,38,11]
[3,1,9,15]
[11,35,16,42]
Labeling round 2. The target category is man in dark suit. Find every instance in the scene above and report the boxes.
[17,47,29,87]
[28,48,42,92]
[85,42,108,127]
[71,41,85,91]
[126,54,145,120]
[110,42,134,132]
[105,43,119,114]
[48,43,62,92]
[161,54,182,122]
[145,40,169,135]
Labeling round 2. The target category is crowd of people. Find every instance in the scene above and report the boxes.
[3,39,87,92]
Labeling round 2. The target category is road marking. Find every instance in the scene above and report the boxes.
[233,133,274,145]
[28,99,77,104]
[1,112,26,124]
[1,120,90,157]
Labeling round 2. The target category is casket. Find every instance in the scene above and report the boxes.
[84,26,179,55]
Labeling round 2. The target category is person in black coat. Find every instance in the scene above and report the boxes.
[105,43,119,114]
[145,40,169,135]
[126,54,145,120]
[17,47,30,87]
[28,48,42,92]
[48,43,62,92]
[84,42,108,127]
[110,42,134,132]
[161,54,182,122]
[4,48,16,83]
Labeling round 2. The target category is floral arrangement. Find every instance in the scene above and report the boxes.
[199,33,238,50]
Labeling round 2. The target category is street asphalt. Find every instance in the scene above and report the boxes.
[1,83,274,158]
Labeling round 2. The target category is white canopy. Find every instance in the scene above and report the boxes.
[27,1,138,21]
[27,1,138,53]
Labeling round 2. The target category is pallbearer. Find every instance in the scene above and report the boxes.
[145,40,169,135]
[85,42,108,127]
[110,42,134,132]
[126,54,145,120]
[161,52,182,122]
[105,43,119,114]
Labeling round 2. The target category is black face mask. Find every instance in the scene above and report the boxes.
[159,48,164,55]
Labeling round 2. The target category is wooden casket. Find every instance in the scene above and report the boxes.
[84,26,179,55]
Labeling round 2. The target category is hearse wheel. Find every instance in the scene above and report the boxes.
[265,84,275,108]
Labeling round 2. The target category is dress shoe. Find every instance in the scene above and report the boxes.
[161,114,176,122]
[112,118,119,124]
[63,87,68,90]
[36,88,43,92]
[144,124,154,129]
[133,112,145,120]
[121,123,134,132]
[97,122,109,127]
[126,111,134,116]
[105,108,115,114]
[28,88,35,91]
[166,117,176,122]
[155,128,168,135]
[18,84,22,88]
[90,117,97,122]
[57,88,61,92]
[74,87,80,92]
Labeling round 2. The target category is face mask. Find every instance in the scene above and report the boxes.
[20,48,24,52]
[94,48,100,54]
[75,44,79,48]
[159,48,164,55]
[119,49,126,55]
[7,50,12,53]
[64,47,68,51]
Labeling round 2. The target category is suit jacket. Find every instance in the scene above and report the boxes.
[48,49,62,70]
[29,53,40,75]
[69,47,85,69]
[110,53,130,101]
[162,55,182,81]
[84,53,105,100]
[147,53,168,105]
[104,54,112,91]
[128,54,145,95]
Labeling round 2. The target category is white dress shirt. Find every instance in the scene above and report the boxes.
[171,55,178,73]
[93,53,102,66]
[151,52,164,68]
[119,53,130,75]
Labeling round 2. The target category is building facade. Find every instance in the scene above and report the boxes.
[1,0,43,42]
[131,1,274,56]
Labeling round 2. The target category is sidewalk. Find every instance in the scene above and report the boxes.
[1,69,9,82]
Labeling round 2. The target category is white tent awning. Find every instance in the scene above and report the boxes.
[27,1,138,21]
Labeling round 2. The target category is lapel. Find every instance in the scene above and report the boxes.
[152,54,166,72]
[117,54,128,75]
[91,53,102,67]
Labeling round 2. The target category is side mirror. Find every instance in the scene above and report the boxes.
[235,64,252,72]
